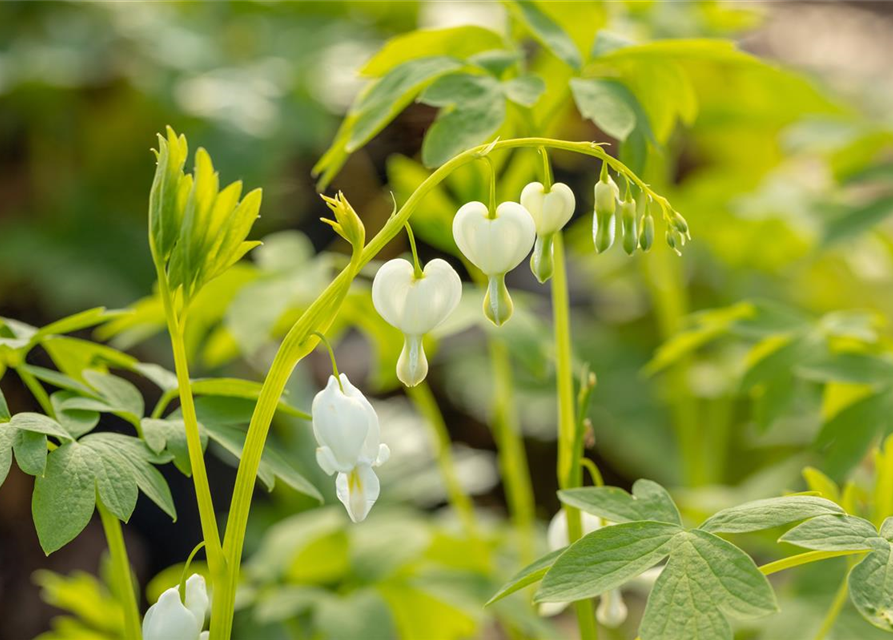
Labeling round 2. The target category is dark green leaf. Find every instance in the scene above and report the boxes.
[33,442,97,554]
[13,430,47,476]
[559,479,681,526]
[536,521,681,603]
[850,540,893,632]
[511,0,582,70]
[421,94,505,168]
[779,514,878,551]
[570,78,637,141]
[823,195,893,246]
[0,387,9,422]
[487,548,564,606]
[699,496,843,533]
[502,76,546,108]
[796,352,893,385]
[10,413,73,441]
[815,390,893,480]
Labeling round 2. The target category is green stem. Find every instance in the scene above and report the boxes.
[552,232,598,640]
[17,366,54,415]
[98,500,142,640]
[759,550,864,576]
[312,332,343,391]
[155,267,223,579]
[489,337,537,565]
[484,156,497,219]
[212,137,663,639]
[404,222,424,280]
[539,146,553,192]
[406,383,483,550]
[813,574,849,640]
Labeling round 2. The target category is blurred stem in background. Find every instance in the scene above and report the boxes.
[552,232,599,640]
[406,382,488,564]
[98,500,142,640]
[489,336,537,565]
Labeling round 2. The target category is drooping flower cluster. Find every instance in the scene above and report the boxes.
[143,574,209,640]
[542,510,628,628]
[311,373,390,523]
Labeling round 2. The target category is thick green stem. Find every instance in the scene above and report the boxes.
[211,137,659,639]
[489,337,537,565]
[407,383,482,549]
[759,549,864,575]
[98,501,142,640]
[155,268,224,580]
[552,233,598,640]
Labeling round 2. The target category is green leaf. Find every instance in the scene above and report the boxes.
[815,390,893,480]
[699,495,844,533]
[10,412,73,441]
[535,521,681,603]
[81,433,176,520]
[316,589,396,640]
[421,91,505,168]
[51,391,100,439]
[779,514,878,551]
[823,194,893,246]
[502,76,546,108]
[640,530,777,640]
[33,442,97,554]
[43,335,138,381]
[34,307,125,342]
[360,26,505,77]
[141,418,203,476]
[510,0,582,70]
[82,369,144,422]
[350,57,463,152]
[190,378,308,419]
[559,479,682,526]
[0,424,14,486]
[487,548,564,606]
[149,127,189,261]
[19,365,98,397]
[795,352,893,385]
[850,538,893,632]
[13,430,48,476]
[569,78,637,141]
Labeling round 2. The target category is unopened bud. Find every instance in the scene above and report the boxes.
[320,191,365,258]
[666,229,682,256]
[620,198,638,255]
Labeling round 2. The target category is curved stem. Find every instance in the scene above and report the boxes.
[759,549,864,576]
[404,222,424,279]
[539,146,553,192]
[211,136,664,639]
[312,331,343,391]
[98,500,142,640]
[483,156,497,219]
[552,232,598,640]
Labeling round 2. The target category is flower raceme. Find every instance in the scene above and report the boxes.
[311,373,390,522]
[372,257,462,387]
[520,181,575,283]
[142,574,209,640]
[452,200,535,326]
[542,510,628,628]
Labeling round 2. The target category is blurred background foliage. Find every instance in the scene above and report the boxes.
[2,1,893,639]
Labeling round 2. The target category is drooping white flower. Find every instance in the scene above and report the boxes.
[312,373,390,522]
[520,181,575,237]
[143,574,209,640]
[372,257,462,387]
[520,181,575,282]
[452,200,535,326]
[540,510,628,627]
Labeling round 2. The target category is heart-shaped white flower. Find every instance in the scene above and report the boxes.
[372,257,462,387]
[312,373,389,522]
[520,181,575,236]
[520,181,576,282]
[452,200,535,325]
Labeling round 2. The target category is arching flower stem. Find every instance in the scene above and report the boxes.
[312,331,343,392]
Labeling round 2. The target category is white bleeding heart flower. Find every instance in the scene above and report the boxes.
[372,257,462,387]
[539,510,628,628]
[452,200,535,326]
[143,574,209,640]
[311,373,390,522]
[520,181,575,282]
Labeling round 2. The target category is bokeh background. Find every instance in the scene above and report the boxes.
[2,2,893,639]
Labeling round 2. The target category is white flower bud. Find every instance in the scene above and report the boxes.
[372,257,462,387]
[520,181,576,237]
[540,510,627,626]
[143,575,208,640]
[311,374,389,522]
[452,201,535,326]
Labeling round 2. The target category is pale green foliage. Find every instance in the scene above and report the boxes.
[558,478,682,525]
[150,127,262,301]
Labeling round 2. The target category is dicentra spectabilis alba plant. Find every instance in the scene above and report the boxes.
[143,574,209,640]
[371,230,462,386]
[311,372,390,522]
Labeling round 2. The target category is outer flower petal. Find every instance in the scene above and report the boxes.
[521,181,575,236]
[452,201,536,275]
[335,463,380,523]
[184,574,209,630]
[371,258,461,336]
[142,587,202,640]
[311,374,377,470]
[596,588,628,627]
